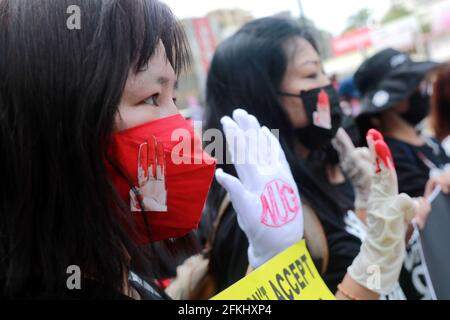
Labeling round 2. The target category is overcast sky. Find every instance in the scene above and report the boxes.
[161,0,393,35]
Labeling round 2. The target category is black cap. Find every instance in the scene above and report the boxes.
[354,48,439,118]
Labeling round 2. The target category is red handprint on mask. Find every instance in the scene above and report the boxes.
[313,89,332,130]
[130,136,168,212]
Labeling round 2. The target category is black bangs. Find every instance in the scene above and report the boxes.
[129,0,190,75]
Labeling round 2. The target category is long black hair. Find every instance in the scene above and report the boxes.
[204,17,352,240]
[0,0,190,297]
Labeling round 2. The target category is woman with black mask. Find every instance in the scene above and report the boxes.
[355,48,450,299]
[187,17,418,300]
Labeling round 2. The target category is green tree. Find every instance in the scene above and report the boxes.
[381,5,412,25]
[343,8,373,33]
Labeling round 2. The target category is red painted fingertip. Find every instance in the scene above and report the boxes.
[375,140,394,170]
[367,129,384,142]
[156,141,165,173]
[318,90,330,110]
[138,142,149,179]
[156,142,164,161]
[148,136,157,178]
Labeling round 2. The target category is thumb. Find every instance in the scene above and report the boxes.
[215,168,248,203]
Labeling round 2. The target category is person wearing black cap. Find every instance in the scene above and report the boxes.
[355,48,450,198]
[354,48,450,300]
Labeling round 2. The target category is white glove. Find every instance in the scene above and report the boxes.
[215,109,304,268]
[347,129,416,295]
[332,128,372,210]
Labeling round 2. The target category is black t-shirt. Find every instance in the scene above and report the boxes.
[385,137,450,300]
[385,137,450,198]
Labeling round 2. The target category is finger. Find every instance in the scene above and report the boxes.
[366,136,376,167]
[247,114,262,132]
[221,116,246,157]
[215,168,249,203]
[248,114,267,168]
[367,129,384,143]
[221,116,252,182]
[367,129,389,174]
[440,177,450,194]
[261,126,289,170]
[368,138,398,197]
[395,193,416,223]
[232,109,253,132]
[375,140,397,190]
[148,136,158,179]
[354,147,371,162]
[374,140,394,172]
[232,110,260,166]
[425,179,437,198]
[156,141,165,181]
[137,142,149,186]
[331,128,354,155]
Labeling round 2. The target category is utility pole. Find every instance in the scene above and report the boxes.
[297,0,307,26]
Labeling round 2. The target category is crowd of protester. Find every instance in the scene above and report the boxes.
[1,0,450,300]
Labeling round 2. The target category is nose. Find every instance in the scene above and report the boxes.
[166,98,180,116]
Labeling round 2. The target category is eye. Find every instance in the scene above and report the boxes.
[144,94,159,106]
[172,97,177,105]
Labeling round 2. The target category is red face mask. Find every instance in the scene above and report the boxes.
[107,114,216,244]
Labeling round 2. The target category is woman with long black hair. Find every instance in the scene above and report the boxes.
[0,0,197,299]
[201,17,420,300]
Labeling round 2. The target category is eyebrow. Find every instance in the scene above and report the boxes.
[297,60,320,68]
[157,77,178,89]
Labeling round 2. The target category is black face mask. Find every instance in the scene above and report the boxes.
[284,85,343,150]
[402,91,430,126]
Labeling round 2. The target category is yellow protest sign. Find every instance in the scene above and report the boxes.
[212,240,335,300]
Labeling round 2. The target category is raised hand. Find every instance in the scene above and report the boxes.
[215,109,304,268]
[332,128,373,210]
[347,129,416,294]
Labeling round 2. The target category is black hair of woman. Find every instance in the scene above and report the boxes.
[0,0,193,298]
[204,17,352,236]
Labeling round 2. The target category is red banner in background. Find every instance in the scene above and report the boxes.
[331,27,373,56]
[192,18,218,73]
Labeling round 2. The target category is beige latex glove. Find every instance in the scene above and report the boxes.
[347,129,416,295]
[332,128,373,210]
[165,254,209,300]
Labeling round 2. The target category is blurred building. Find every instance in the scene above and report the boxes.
[325,0,450,79]
[206,9,254,40]
[176,9,253,116]
[391,0,441,9]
